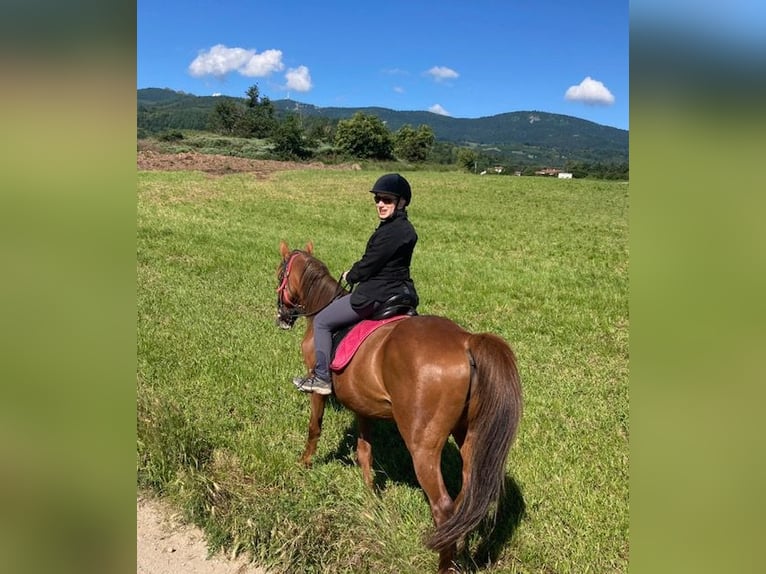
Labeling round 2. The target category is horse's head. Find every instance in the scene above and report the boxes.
[275,240,314,329]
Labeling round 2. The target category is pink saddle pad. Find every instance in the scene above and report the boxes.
[330,315,410,371]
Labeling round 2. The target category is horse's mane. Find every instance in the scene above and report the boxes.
[298,253,345,314]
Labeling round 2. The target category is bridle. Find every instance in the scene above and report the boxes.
[276,251,306,326]
[276,250,347,327]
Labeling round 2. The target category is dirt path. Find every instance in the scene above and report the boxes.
[137,494,267,574]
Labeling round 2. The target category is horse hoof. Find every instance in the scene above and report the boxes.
[438,559,461,573]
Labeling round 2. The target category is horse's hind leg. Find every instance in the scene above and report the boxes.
[356,416,375,489]
[300,393,327,466]
[410,446,458,573]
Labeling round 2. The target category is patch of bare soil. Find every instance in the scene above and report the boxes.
[137,494,267,574]
[137,150,360,178]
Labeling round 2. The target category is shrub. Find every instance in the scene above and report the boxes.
[157,129,185,142]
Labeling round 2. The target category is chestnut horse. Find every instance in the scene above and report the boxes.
[276,241,522,573]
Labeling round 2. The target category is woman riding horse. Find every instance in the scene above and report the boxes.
[276,239,523,573]
[292,173,419,395]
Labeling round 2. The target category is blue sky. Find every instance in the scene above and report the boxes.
[138,0,629,130]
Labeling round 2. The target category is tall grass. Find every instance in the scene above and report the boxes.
[137,169,628,573]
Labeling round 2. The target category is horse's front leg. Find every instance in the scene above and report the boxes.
[300,393,327,466]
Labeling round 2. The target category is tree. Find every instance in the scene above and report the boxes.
[240,85,277,137]
[303,116,336,147]
[208,99,243,135]
[245,85,261,108]
[456,147,478,172]
[334,112,394,160]
[424,141,456,165]
[239,101,277,138]
[271,114,311,159]
[207,86,277,138]
[394,124,435,162]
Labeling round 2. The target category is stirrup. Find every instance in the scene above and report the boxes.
[292,374,332,396]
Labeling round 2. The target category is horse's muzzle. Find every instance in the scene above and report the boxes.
[276,313,296,330]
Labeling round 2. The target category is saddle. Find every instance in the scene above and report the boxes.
[330,294,418,371]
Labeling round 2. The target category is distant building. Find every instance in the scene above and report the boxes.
[480,166,505,176]
[534,167,561,176]
[558,172,573,179]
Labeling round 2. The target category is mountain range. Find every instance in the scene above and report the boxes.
[138,88,628,167]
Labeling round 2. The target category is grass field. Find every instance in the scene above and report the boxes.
[137,168,629,573]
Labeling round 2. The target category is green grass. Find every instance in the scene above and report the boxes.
[137,169,628,573]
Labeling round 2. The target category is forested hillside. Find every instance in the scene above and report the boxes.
[139,88,627,165]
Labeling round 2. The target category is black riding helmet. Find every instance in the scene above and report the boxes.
[369,173,412,207]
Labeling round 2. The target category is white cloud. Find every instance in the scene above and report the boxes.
[564,76,615,105]
[393,86,405,94]
[425,66,459,82]
[285,65,313,92]
[239,49,284,77]
[429,104,450,116]
[188,44,284,78]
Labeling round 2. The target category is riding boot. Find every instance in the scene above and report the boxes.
[292,373,332,395]
[292,351,332,395]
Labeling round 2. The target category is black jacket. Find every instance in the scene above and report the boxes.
[346,210,418,312]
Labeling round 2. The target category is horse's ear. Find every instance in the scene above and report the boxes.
[279,240,290,258]
[305,242,314,255]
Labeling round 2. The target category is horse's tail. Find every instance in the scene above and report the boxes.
[426,332,523,553]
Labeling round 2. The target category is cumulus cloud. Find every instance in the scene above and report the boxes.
[285,66,312,92]
[188,44,285,78]
[429,104,450,116]
[425,66,459,82]
[564,76,615,105]
[239,49,284,77]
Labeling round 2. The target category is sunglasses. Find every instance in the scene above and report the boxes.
[373,195,397,205]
